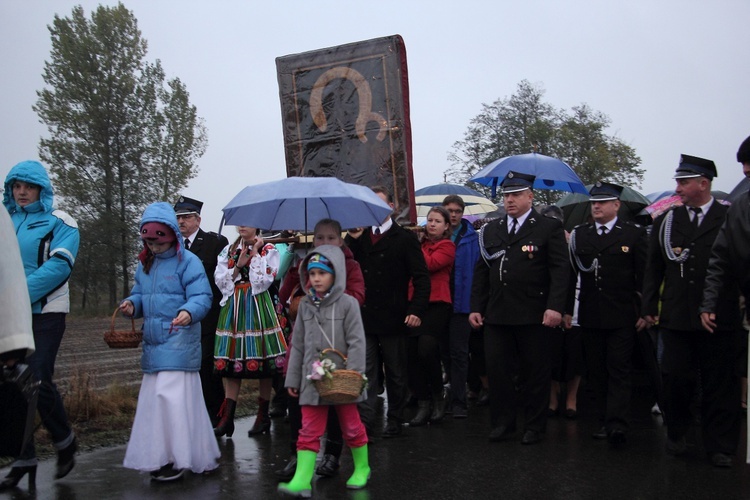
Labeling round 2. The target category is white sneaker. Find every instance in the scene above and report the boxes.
[151,464,185,482]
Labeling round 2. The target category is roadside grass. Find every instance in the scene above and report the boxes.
[1,366,262,466]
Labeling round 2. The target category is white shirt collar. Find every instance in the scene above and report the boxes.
[688,197,714,216]
[597,217,617,233]
[507,208,532,227]
[373,217,393,234]
[183,229,200,244]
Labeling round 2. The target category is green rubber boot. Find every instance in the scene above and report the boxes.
[278,450,316,498]
[346,444,371,490]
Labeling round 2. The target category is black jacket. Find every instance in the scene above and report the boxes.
[702,190,750,320]
[642,202,741,332]
[345,219,430,336]
[568,219,648,329]
[470,208,569,326]
[187,228,229,332]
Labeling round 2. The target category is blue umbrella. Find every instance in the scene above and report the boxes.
[469,152,588,197]
[221,177,393,232]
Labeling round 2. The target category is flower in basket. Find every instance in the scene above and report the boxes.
[307,358,337,381]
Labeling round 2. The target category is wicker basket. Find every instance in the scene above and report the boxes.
[103,308,142,348]
[313,348,365,404]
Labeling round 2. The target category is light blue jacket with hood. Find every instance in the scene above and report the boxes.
[125,202,212,373]
[3,160,79,314]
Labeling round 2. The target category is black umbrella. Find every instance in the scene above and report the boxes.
[727,177,750,204]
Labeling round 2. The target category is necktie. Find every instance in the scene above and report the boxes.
[509,218,518,234]
[599,226,608,236]
[689,207,701,229]
[184,237,191,250]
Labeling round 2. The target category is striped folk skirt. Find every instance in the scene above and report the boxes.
[214,283,288,379]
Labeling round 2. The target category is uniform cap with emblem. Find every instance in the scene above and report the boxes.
[174,195,203,215]
[673,154,717,180]
[500,171,536,194]
[589,181,624,201]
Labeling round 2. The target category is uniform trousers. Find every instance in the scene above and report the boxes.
[358,334,409,430]
[660,327,741,454]
[582,326,634,433]
[484,323,553,433]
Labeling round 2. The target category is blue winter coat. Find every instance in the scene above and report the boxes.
[452,219,480,314]
[3,160,79,314]
[125,202,212,373]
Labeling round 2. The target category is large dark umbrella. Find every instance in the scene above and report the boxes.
[554,185,651,231]
[727,177,750,204]
[469,152,588,197]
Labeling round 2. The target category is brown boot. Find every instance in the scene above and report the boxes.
[214,398,237,438]
[248,397,271,436]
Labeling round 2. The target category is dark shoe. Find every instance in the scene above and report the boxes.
[476,389,489,406]
[547,408,558,418]
[665,436,687,456]
[269,404,287,418]
[248,397,271,436]
[0,465,37,491]
[430,391,446,422]
[488,425,516,442]
[564,408,578,420]
[409,400,431,427]
[315,454,340,477]
[521,430,542,445]
[151,463,185,482]
[382,420,403,438]
[55,437,78,479]
[453,406,468,419]
[274,457,297,482]
[710,452,733,468]
[608,429,626,446]
[214,398,237,438]
[592,426,608,440]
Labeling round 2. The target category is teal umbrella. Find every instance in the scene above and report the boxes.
[554,185,651,231]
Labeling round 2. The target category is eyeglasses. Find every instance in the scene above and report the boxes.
[176,214,197,220]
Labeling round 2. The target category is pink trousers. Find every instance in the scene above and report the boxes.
[298,404,368,452]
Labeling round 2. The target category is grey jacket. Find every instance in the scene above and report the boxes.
[284,245,367,405]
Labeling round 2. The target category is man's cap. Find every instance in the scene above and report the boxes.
[589,181,624,201]
[174,195,203,215]
[673,154,717,180]
[737,135,750,164]
[501,171,535,194]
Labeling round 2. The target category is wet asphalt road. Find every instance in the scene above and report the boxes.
[1,387,748,500]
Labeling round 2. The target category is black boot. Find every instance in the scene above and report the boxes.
[214,398,237,438]
[409,400,431,427]
[274,456,297,481]
[56,436,78,479]
[248,397,271,436]
[0,465,36,491]
[430,390,446,423]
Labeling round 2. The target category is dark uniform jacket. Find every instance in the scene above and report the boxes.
[188,228,229,333]
[470,208,569,326]
[642,202,741,332]
[702,190,750,319]
[345,219,430,336]
[567,219,648,329]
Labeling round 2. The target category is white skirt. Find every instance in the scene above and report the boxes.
[123,371,220,473]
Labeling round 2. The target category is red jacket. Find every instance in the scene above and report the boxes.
[410,237,455,304]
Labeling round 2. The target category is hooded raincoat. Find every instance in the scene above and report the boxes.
[285,245,367,405]
[3,160,79,314]
[124,202,212,373]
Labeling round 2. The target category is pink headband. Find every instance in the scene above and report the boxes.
[140,222,176,244]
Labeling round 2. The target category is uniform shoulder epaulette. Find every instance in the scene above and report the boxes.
[572,222,588,230]
[622,220,641,228]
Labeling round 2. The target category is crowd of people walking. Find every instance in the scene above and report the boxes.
[2,134,750,496]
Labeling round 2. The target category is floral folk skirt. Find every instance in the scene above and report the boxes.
[214,283,288,379]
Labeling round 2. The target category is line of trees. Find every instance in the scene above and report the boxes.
[446,80,645,205]
[34,3,207,312]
